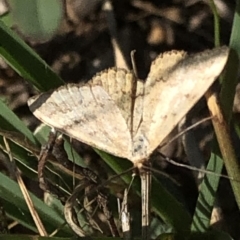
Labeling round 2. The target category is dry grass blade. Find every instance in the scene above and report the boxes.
[3,137,48,236]
[97,192,120,237]
[121,189,131,237]
[205,90,240,208]
[64,183,87,237]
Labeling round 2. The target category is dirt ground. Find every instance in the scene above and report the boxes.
[0,0,239,238]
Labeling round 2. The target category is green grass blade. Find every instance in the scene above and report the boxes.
[208,0,220,47]
[7,0,63,41]
[0,100,40,178]
[0,172,71,236]
[0,99,37,144]
[220,1,240,118]
[0,21,64,91]
[34,124,86,167]
[0,137,38,178]
[191,153,223,231]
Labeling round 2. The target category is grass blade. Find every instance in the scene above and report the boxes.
[0,21,64,91]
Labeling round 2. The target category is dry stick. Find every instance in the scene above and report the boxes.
[49,189,96,236]
[3,137,48,236]
[140,164,151,240]
[96,191,118,236]
[38,128,58,193]
[132,0,180,24]
[64,183,87,237]
[103,0,129,70]
[121,189,131,240]
[131,50,139,79]
[140,173,151,240]
[205,90,240,209]
[8,221,18,230]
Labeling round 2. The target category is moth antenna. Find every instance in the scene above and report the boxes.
[159,115,213,185]
[158,151,240,183]
[159,116,213,149]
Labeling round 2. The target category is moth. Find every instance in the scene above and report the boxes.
[28,47,229,168]
[28,46,229,237]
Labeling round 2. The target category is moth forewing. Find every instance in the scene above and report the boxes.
[135,46,229,159]
[28,83,133,160]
